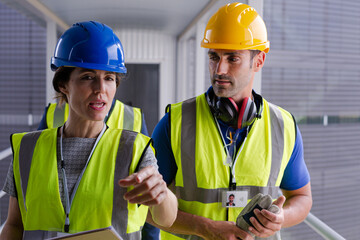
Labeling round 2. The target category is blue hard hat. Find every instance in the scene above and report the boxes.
[51,21,127,73]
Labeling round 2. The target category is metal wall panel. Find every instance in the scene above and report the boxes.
[263,0,360,239]
[0,1,45,224]
[114,28,176,118]
[0,4,46,116]
[115,28,175,62]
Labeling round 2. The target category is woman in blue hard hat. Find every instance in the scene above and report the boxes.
[0,21,177,240]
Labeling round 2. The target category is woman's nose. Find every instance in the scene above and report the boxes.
[93,78,106,93]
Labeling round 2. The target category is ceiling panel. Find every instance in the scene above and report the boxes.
[5,0,212,36]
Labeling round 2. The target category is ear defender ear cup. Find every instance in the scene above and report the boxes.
[217,97,257,129]
[206,87,259,129]
[238,97,257,129]
[206,87,221,116]
[216,98,239,126]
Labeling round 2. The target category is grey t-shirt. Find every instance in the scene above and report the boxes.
[3,136,158,209]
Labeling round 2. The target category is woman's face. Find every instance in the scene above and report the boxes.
[59,67,117,123]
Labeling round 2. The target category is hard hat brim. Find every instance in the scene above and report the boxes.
[51,57,127,73]
[201,41,270,53]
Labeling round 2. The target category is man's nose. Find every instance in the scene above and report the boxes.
[216,58,228,75]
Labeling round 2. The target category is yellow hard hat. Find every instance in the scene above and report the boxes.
[201,3,269,53]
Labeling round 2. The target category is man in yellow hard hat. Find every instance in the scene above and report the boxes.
[149,3,312,240]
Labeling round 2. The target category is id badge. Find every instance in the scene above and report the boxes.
[222,190,248,208]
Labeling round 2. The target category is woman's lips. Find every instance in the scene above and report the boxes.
[89,102,106,110]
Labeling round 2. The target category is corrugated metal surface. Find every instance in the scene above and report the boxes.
[299,124,360,239]
[263,0,360,239]
[262,67,360,116]
[115,28,175,61]
[114,28,176,116]
[0,1,45,224]
[0,7,46,115]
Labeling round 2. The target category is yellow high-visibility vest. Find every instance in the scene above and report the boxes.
[161,94,296,240]
[11,128,151,240]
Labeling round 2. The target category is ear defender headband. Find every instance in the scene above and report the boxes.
[206,87,263,129]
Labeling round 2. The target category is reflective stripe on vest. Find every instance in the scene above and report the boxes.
[13,129,148,240]
[106,101,142,132]
[123,104,134,130]
[45,100,142,132]
[46,103,69,129]
[112,131,142,240]
[18,131,42,212]
[162,94,295,240]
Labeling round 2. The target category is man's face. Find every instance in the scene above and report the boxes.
[229,195,234,203]
[208,49,262,103]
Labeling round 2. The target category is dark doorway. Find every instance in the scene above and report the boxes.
[115,64,159,135]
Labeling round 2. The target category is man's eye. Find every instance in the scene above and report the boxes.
[209,56,219,61]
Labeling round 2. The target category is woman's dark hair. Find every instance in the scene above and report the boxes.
[52,66,124,105]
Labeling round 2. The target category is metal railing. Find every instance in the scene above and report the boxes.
[0,147,11,161]
[0,147,11,234]
[0,147,346,239]
[304,213,346,240]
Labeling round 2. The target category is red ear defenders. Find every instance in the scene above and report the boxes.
[206,87,262,129]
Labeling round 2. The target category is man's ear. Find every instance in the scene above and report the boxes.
[253,51,266,72]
